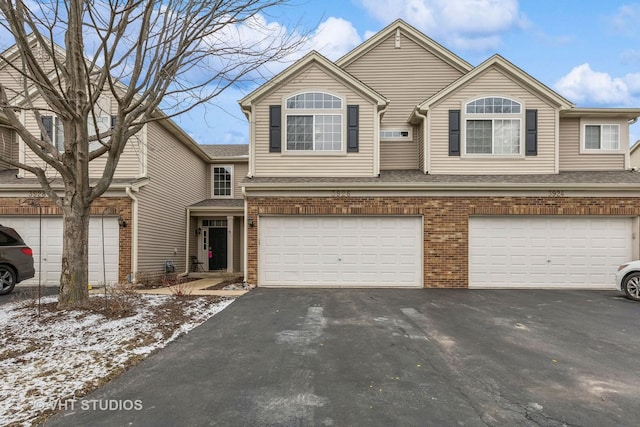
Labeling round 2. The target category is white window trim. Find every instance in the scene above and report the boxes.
[282,91,347,155]
[380,128,413,141]
[461,96,525,159]
[579,120,624,154]
[211,164,234,199]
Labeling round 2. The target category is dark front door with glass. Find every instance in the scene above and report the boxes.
[208,227,227,270]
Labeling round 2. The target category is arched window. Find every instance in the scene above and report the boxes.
[284,92,343,151]
[465,97,522,155]
[286,92,342,109]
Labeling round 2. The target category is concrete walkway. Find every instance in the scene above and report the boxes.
[134,277,248,297]
[86,277,249,297]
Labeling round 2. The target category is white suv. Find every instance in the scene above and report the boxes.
[615,261,640,301]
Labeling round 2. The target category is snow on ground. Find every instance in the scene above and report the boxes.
[0,293,234,426]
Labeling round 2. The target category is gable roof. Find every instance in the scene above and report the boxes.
[0,34,68,73]
[415,54,574,113]
[336,19,473,74]
[560,108,640,120]
[239,51,389,111]
[631,140,640,155]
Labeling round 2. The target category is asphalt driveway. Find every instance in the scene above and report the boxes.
[0,285,58,305]
[48,289,640,426]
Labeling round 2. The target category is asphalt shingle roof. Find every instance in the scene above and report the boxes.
[242,169,640,185]
[188,199,244,208]
[199,144,248,158]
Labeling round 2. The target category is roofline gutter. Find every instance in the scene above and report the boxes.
[186,206,244,213]
[0,176,150,192]
[242,181,640,192]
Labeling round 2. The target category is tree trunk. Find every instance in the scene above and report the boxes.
[57,199,90,309]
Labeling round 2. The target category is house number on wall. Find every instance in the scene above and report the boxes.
[332,190,351,197]
[28,191,45,198]
[548,190,565,197]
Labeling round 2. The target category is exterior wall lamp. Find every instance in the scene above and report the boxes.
[195,227,202,235]
[248,216,254,227]
[117,215,127,228]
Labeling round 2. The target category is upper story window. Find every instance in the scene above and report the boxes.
[40,96,113,153]
[40,116,64,152]
[286,92,342,109]
[464,97,522,156]
[212,165,233,197]
[584,124,619,151]
[285,92,343,151]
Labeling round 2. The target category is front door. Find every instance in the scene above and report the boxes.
[208,227,227,270]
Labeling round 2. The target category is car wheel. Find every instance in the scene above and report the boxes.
[622,272,640,302]
[0,266,16,295]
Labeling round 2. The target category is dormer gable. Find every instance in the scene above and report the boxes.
[336,19,472,74]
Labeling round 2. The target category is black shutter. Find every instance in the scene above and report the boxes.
[525,109,537,156]
[347,105,359,153]
[41,116,52,141]
[269,105,281,153]
[449,110,460,156]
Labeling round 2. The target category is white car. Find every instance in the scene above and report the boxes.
[615,261,640,301]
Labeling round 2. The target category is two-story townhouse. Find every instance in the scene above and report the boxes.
[239,19,640,290]
[0,39,212,285]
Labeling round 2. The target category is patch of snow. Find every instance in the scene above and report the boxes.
[0,294,234,426]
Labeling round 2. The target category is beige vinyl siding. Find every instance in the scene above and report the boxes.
[0,127,16,170]
[343,32,464,131]
[188,215,199,265]
[253,63,375,177]
[429,68,557,175]
[233,217,242,272]
[0,50,58,97]
[0,66,23,100]
[19,97,144,179]
[559,117,626,171]
[380,140,418,169]
[136,120,207,273]
[233,162,248,197]
[631,145,640,168]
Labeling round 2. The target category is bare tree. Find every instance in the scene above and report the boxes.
[0,0,302,308]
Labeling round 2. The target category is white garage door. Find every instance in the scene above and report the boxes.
[469,216,633,289]
[259,216,422,287]
[0,216,119,285]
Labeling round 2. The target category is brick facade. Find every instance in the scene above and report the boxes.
[247,196,640,288]
[0,197,132,282]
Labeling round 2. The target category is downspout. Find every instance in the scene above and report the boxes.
[241,105,254,178]
[413,108,428,174]
[125,186,139,281]
[182,208,191,277]
[375,108,385,176]
[243,186,249,283]
[626,117,639,170]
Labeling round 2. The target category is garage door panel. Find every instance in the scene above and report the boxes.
[0,216,119,285]
[259,216,422,287]
[470,216,632,289]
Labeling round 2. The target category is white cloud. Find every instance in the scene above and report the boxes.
[554,63,640,106]
[174,16,365,145]
[357,0,525,50]
[308,17,363,60]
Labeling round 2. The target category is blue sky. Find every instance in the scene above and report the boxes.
[173,0,640,146]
